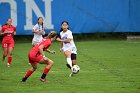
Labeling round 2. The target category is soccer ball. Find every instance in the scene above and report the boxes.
[71,65,80,74]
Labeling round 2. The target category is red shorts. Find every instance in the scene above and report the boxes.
[28,51,43,64]
[2,38,14,48]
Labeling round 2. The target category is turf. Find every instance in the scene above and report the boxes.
[0,40,140,93]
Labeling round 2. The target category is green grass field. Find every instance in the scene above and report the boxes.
[0,40,140,93]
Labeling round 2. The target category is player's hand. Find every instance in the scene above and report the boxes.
[56,38,64,42]
[3,31,8,34]
[50,50,56,54]
[38,30,44,35]
[59,48,62,53]
[56,37,61,42]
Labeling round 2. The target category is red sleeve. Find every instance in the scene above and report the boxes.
[1,26,5,32]
[14,26,16,32]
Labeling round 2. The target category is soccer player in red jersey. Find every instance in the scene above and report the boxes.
[0,18,16,67]
[21,31,57,82]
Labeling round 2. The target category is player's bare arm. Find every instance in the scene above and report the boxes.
[14,32,16,35]
[38,44,47,61]
[32,29,43,35]
[44,49,56,54]
[56,38,71,43]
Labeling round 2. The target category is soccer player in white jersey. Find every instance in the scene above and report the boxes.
[57,21,78,77]
[32,17,45,46]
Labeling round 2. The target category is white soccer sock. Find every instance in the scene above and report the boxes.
[67,58,72,68]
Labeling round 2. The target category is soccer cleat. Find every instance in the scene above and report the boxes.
[7,63,10,67]
[40,78,48,83]
[69,72,74,77]
[66,64,71,69]
[21,77,27,82]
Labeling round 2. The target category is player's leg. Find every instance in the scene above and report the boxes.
[38,58,54,82]
[22,63,37,82]
[2,42,8,61]
[64,50,72,69]
[71,53,77,66]
[2,48,8,61]
[7,47,14,67]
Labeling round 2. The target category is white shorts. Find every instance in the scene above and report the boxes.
[62,47,77,54]
[32,40,40,46]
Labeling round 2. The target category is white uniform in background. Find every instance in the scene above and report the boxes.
[60,30,77,54]
[32,24,45,46]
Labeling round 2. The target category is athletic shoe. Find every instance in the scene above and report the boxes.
[66,64,71,69]
[40,78,48,83]
[69,72,74,77]
[7,63,10,67]
[21,77,27,82]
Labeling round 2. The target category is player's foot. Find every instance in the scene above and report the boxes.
[28,62,31,65]
[40,78,48,83]
[69,72,74,77]
[7,63,10,67]
[66,64,71,69]
[2,56,5,62]
[21,77,27,82]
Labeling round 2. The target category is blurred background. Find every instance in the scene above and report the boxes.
[0,0,140,40]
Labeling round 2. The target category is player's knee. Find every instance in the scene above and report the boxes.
[8,53,12,56]
[3,52,8,56]
[49,60,54,66]
[33,67,37,71]
[3,53,7,57]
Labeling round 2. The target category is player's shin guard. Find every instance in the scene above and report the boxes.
[8,56,12,64]
[66,58,72,68]
[22,70,33,82]
[25,70,33,78]
[41,68,50,79]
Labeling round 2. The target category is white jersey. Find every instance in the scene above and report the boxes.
[32,24,45,45]
[60,30,77,54]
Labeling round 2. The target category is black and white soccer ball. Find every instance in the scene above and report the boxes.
[71,65,80,74]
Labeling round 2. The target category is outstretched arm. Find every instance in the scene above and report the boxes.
[44,49,56,54]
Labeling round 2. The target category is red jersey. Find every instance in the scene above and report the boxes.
[1,25,16,41]
[30,38,52,55]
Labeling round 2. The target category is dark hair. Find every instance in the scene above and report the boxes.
[59,21,69,32]
[3,18,12,26]
[38,17,44,30]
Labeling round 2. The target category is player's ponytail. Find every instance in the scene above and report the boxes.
[47,31,57,38]
[38,17,44,30]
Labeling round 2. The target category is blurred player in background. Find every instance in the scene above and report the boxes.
[28,17,45,65]
[32,17,45,46]
[56,21,78,77]
[21,31,57,82]
[0,18,16,67]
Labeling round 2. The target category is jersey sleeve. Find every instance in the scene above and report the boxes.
[42,30,45,35]
[1,26,5,32]
[32,24,38,31]
[67,31,73,39]
[14,26,16,32]
[60,32,62,38]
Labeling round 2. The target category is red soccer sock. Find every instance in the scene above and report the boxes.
[8,56,12,64]
[41,68,50,79]
[25,70,33,78]
[43,68,50,74]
